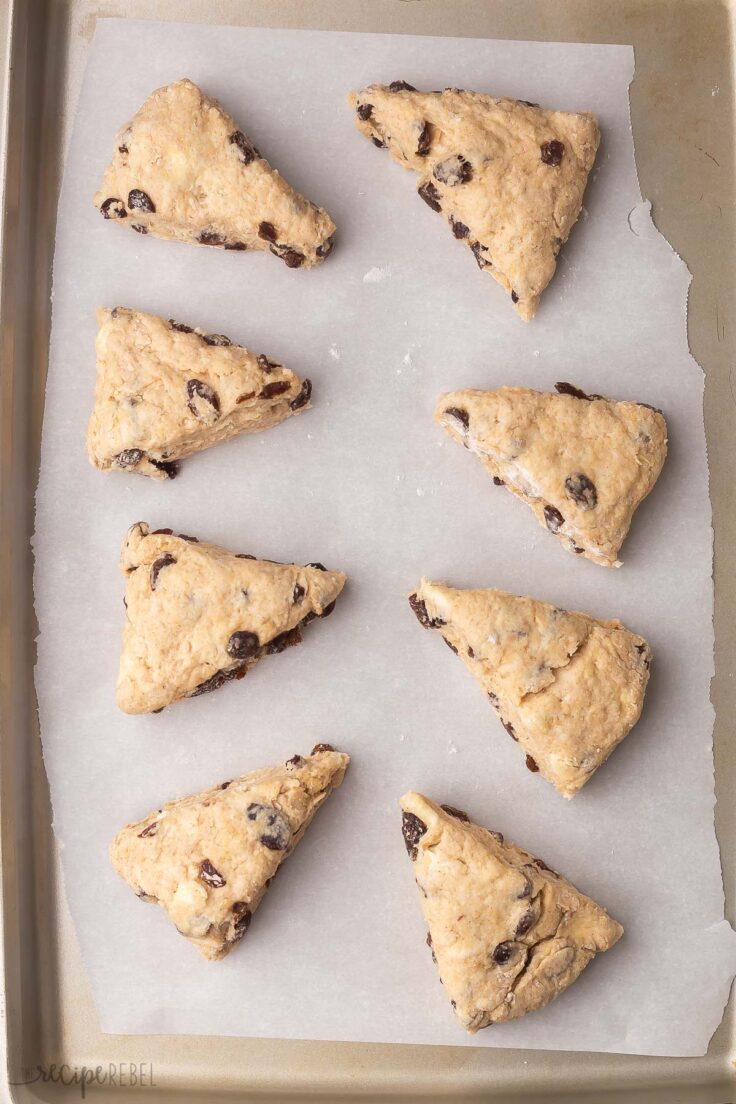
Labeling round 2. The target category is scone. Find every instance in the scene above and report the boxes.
[349,83,599,319]
[111,745,349,960]
[408,580,651,798]
[400,793,623,1031]
[94,78,335,266]
[437,384,667,567]
[117,523,346,714]
[87,308,312,480]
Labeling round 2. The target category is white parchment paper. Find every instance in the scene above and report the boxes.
[34,19,736,1055]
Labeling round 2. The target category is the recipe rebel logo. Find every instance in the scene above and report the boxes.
[10,1062,156,1097]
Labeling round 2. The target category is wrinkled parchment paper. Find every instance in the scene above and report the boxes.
[34,20,736,1054]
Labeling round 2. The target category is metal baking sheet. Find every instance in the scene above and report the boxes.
[1,0,734,1099]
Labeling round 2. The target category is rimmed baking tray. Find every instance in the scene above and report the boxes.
[1,1,734,1100]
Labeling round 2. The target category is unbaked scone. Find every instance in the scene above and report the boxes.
[111,744,349,960]
[349,84,599,319]
[117,523,346,714]
[94,78,335,266]
[437,384,667,567]
[87,307,312,480]
[400,793,623,1031]
[408,580,651,798]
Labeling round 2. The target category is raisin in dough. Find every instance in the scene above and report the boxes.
[437,384,667,567]
[400,793,623,1031]
[111,745,349,960]
[349,84,599,319]
[408,580,651,798]
[117,523,346,714]
[94,78,335,266]
[87,308,312,480]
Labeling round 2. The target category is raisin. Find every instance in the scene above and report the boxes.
[232,902,252,935]
[227,631,260,660]
[307,562,327,571]
[149,458,179,478]
[511,290,519,304]
[131,224,148,234]
[264,627,302,654]
[555,382,590,400]
[152,528,173,535]
[257,354,280,373]
[517,877,532,899]
[169,320,193,333]
[260,381,291,400]
[564,472,597,510]
[535,858,553,873]
[150,553,176,590]
[198,230,226,246]
[518,99,539,108]
[502,719,518,741]
[440,804,469,822]
[236,553,257,560]
[229,130,257,164]
[293,583,305,604]
[100,197,126,219]
[311,743,334,754]
[544,505,565,533]
[235,391,255,404]
[116,448,144,468]
[389,80,416,92]
[286,754,304,767]
[319,600,336,619]
[450,217,470,239]
[357,103,374,121]
[470,241,488,268]
[433,155,472,186]
[220,780,232,790]
[316,236,334,258]
[402,811,427,860]
[246,803,291,850]
[190,668,243,697]
[493,476,505,486]
[444,406,469,430]
[372,137,386,149]
[417,121,432,156]
[187,379,221,420]
[525,754,539,773]
[258,221,278,242]
[290,379,312,410]
[515,910,535,936]
[118,144,129,154]
[127,189,155,212]
[540,139,565,166]
[408,593,445,629]
[444,637,458,654]
[225,241,248,251]
[270,244,305,268]
[199,859,226,888]
[177,534,199,543]
[202,333,232,347]
[418,180,441,212]
[467,645,475,658]
[138,821,159,838]
[492,942,514,965]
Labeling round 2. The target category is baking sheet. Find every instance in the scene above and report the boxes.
[33,19,736,1056]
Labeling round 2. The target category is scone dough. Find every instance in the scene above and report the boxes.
[117,522,346,714]
[94,78,335,266]
[400,794,623,1030]
[111,745,349,960]
[408,580,651,798]
[349,84,599,319]
[437,384,668,567]
[87,307,312,480]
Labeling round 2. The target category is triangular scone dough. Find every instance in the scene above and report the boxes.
[94,78,335,266]
[349,84,599,319]
[87,308,312,480]
[400,793,623,1031]
[117,523,346,714]
[436,384,667,567]
[111,745,349,960]
[408,580,651,798]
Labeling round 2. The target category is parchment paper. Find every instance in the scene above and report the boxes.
[34,19,736,1055]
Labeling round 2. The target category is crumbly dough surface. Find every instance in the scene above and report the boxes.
[436,384,668,567]
[400,793,623,1030]
[111,745,349,960]
[408,580,651,798]
[94,79,335,266]
[349,84,599,319]
[117,522,346,714]
[87,308,311,480]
